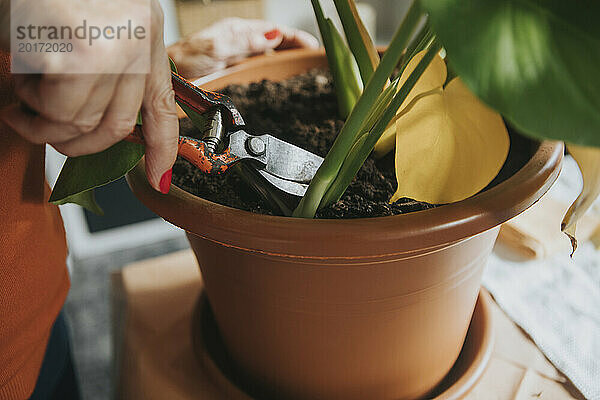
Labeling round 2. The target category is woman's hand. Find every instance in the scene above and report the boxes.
[168,18,319,79]
[1,0,178,193]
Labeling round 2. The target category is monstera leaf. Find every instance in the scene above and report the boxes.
[420,0,600,147]
[421,0,600,251]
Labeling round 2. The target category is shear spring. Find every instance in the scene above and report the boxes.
[202,108,226,153]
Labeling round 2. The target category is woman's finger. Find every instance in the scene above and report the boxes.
[52,74,145,157]
[13,74,43,111]
[276,26,320,50]
[140,40,179,193]
[167,19,319,79]
[29,74,99,124]
[0,104,82,144]
[240,20,319,53]
[6,74,120,143]
[3,73,132,146]
[70,74,120,133]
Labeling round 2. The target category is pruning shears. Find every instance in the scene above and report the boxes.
[126,72,323,201]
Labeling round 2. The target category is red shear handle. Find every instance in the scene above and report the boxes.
[125,126,241,175]
[171,72,245,128]
[125,74,245,174]
[177,136,241,175]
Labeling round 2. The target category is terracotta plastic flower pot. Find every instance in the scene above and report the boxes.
[127,49,563,399]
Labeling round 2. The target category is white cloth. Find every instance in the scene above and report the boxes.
[484,157,600,400]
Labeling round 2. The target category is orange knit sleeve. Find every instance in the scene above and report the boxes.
[0,51,70,400]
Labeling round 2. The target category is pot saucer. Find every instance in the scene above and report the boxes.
[192,290,494,400]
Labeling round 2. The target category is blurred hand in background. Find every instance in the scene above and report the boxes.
[168,18,319,79]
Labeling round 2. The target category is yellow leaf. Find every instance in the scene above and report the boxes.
[391,78,510,204]
[373,50,447,158]
[561,144,600,254]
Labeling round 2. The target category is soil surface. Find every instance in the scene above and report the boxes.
[172,70,535,218]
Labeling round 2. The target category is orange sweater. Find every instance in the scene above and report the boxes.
[0,52,70,399]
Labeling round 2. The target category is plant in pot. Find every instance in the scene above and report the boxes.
[50,1,599,399]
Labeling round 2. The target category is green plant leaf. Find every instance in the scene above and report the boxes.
[311,0,362,118]
[333,0,380,85]
[52,190,104,215]
[49,141,145,214]
[326,18,363,118]
[420,0,600,147]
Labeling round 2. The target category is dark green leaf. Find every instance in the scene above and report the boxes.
[52,190,104,215]
[49,141,145,212]
[421,0,600,146]
[179,103,209,132]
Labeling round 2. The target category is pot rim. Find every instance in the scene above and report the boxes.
[127,49,564,259]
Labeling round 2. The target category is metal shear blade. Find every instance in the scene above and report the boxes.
[228,130,324,197]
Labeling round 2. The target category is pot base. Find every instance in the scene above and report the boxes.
[192,289,495,400]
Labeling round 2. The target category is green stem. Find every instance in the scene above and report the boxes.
[312,0,334,65]
[326,17,362,117]
[293,1,424,218]
[319,40,442,207]
[359,78,400,134]
[402,21,433,70]
[384,86,442,130]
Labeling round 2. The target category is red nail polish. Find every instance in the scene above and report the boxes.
[264,29,280,40]
[159,168,172,194]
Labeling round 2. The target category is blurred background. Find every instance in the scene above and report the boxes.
[46,1,403,399]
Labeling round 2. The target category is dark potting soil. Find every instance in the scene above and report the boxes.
[172,70,536,218]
